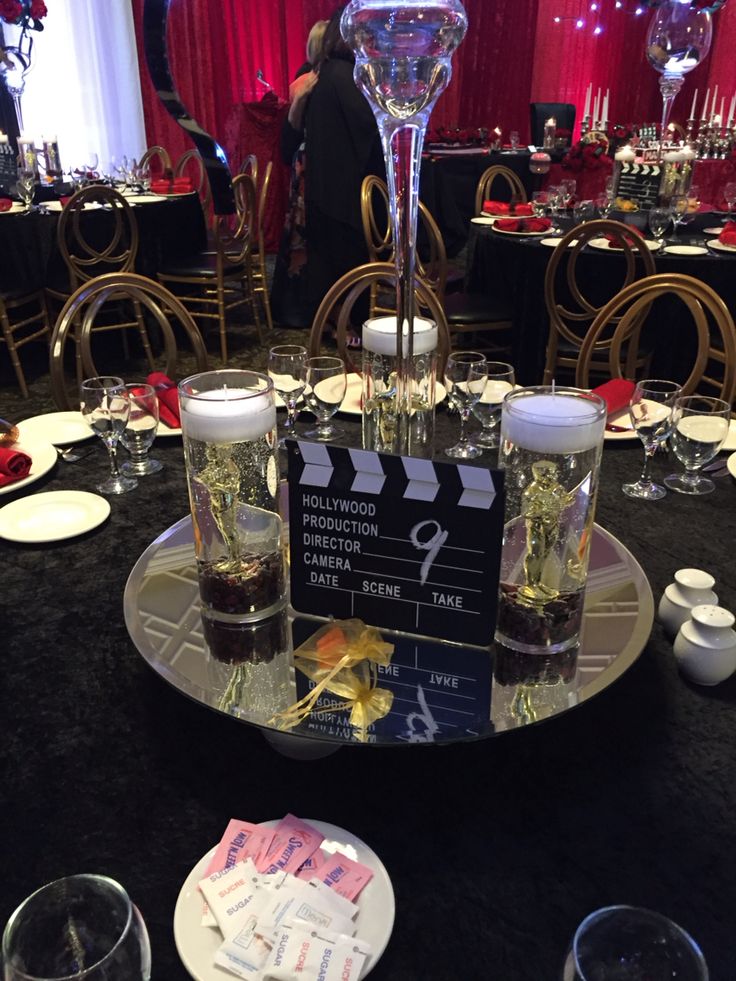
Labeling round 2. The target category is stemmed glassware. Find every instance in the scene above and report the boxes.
[546,186,563,231]
[303,356,347,442]
[268,344,308,447]
[723,182,736,217]
[470,361,515,451]
[120,383,163,477]
[509,130,520,150]
[562,905,708,981]
[444,351,487,459]
[560,178,576,209]
[665,395,731,495]
[670,194,696,239]
[2,874,152,980]
[623,378,682,501]
[16,167,34,213]
[572,200,594,225]
[80,375,138,495]
[649,205,672,247]
[595,193,614,219]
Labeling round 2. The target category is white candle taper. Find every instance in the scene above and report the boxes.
[711,84,718,119]
[583,82,591,119]
[719,97,725,125]
[690,88,698,119]
[703,87,710,118]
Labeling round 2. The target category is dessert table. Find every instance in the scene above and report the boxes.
[1,407,735,980]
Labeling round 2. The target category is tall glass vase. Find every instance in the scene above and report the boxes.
[341,1,467,455]
[0,22,34,132]
[646,0,712,137]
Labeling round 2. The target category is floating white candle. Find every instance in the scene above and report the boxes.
[501,390,605,454]
[615,145,636,162]
[0,134,7,145]
[362,316,437,357]
[180,384,276,444]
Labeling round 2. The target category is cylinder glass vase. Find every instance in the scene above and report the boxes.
[361,315,437,456]
[495,387,606,655]
[179,370,286,627]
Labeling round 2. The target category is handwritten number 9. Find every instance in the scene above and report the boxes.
[410,520,448,585]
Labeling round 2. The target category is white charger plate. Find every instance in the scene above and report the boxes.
[703,226,727,235]
[706,239,736,254]
[337,373,447,415]
[727,453,736,479]
[492,224,550,237]
[588,237,661,253]
[471,216,496,225]
[17,411,92,446]
[604,405,637,441]
[173,818,395,981]
[540,237,577,248]
[720,418,736,452]
[0,202,26,215]
[124,194,167,204]
[157,420,182,437]
[0,490,110,542]
[0,438,57,496]
[663,244,708,256]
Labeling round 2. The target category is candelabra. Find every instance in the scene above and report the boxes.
[580,115,591,139]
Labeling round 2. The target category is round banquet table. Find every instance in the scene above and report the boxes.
[0,191,207,295]
[466,212,736,385]
[1,406,735,980]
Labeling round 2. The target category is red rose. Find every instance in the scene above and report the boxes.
[30,0,48,17]
[0,0,23,22]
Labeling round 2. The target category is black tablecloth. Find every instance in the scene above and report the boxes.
[0,194,207,295]
[2,409,735,980]
[466,215,736,385]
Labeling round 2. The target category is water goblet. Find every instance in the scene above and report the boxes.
[2,873,151,981]
[17,170,35,213]
[622,378,682,501]
[723,181,736,216]
[546,186,563,231]
[664,395,731,495]
[80,375,138,495]
[268,344,308,447]
[303,356,347,442]
[671,192,696,239]
[561,178,577,208]
[471,362,515,451]
[509,130,520,150]
[86,151,99,175]
[531,190,547,218]
[444,351,487,459]
[562,905,708,980]
[605,174,615,197]
[572,200,594,225]
[595,193,614,219]
[120,383,163,477]
[649,205,672,247]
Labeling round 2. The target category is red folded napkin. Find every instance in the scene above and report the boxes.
[495,217,551,233]
[604,230,645,249]
[483,200,510,215]
[59,196,72,207]
[150,180,171,194]
[0,198,13,212]
[147,371,180,428]
[0,446,32,487]
[494,218,520,231]
[591,378,636,416]
[719,221,736,246]
[514,203,533,216]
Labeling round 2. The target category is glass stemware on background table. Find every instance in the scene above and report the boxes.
[665,395,731,495]
[470,361,515,451]
[268,344,308,447]
[303,356,347,442]
[649,205,672,247]
[623,379,682,501]
[2,874,152,981]
[444,351,487,459]
[562,905,708,980]
[80,376,137,495]
[120,383,163,477]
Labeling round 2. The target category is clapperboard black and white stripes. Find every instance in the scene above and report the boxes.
[287,441,506,647]
[615,161,662,210]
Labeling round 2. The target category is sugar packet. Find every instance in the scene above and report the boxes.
[259,925,371,981]
[257,876,356,939]
[201,820,276,926]
[199,858,277,939]
[213,915,273,980]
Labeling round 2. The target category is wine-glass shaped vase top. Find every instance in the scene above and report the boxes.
[646,0,712,136]
[341,1,467,453]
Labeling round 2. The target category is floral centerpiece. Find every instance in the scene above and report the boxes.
[0,0,47,33]
[1,1,47,129]
[561,135,613,175]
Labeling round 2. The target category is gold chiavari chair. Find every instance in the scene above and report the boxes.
[0,288,51,398]
[240,154,258,187]
[543,219,657,385]
[157,173,261,363]
[139,145,172,178]
[307,261,451,376]
[50,272,208,410]
[474,165,528,216]
[174,149,212,219]
[249,159,274,332]
[575,273,736,405]
[47,183,156,384]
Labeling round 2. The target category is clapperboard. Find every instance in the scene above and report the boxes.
[292,617,494,742]
[287,440,506,648]
[0,143,17,192]
[615,161,662,209]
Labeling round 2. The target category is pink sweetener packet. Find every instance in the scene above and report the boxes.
[205,820,260,877]
[310,851,374,902]
[257,814,325,876]
[239,825,279,869]
[295,849,328,881]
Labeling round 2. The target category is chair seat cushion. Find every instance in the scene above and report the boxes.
[445,291,513,327]
[159,253,245,278]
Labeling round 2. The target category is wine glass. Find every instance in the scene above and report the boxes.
[509,130,520,150]
[664,395,731,495]
[561,178,576,208]
[120,383,163,477]
[444,351,487,459]
[80,375,138,495]
[572,200,594,225]
[562,905,708,980]
[670,194,695,239]
[649,205,672,246]
[595,193,614,219]
[86,151,99,176]
[268,344,308,447]
[723,181,736,216]
[546,186,563,231]
[623,378,682,501]
[16,169,35,213]
[531,190,547,218]
[3,874,151,981]
[303,356,347,442]
[470,362,515,451]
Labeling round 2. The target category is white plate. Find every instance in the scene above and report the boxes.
[540,237,577,248]
[336,373,447,415]
[157,420,182,437]
[720,417,736,452]
[42,200,100,212]
[703,226,727,235]
[727,453,736,479]
[604,405,638,441]
[0,438,57,496]
[0,490,110,542]
[0,202,25,215]
[663,244,708,256]
[706,239,736,254]
[471,216,497,225]
[492,224,550,237]
[124,194,167,204]
[588,237,661,253]
[17,411,92,447]
[173,818,395,981]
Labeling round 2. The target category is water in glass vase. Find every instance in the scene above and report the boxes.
[183,434,285,621]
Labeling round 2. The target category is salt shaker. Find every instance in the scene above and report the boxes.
[673,605,736,686]
[658,569,718,640]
